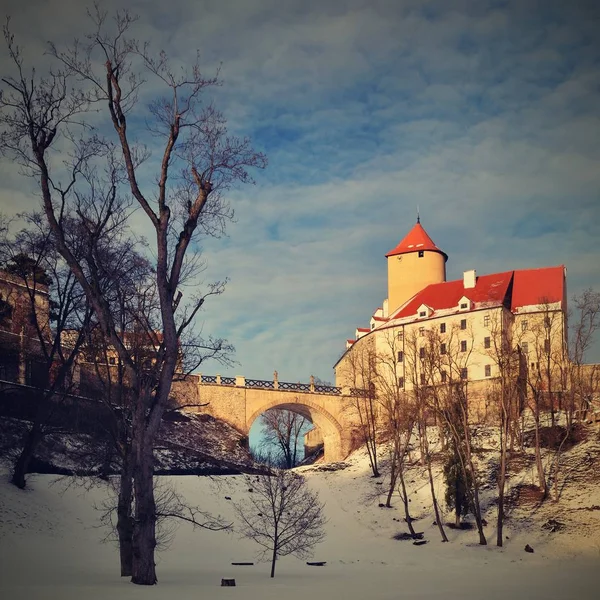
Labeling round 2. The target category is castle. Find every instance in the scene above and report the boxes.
[1,221,592,462]
[334,219,568,418]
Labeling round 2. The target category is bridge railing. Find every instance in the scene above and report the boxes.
[197,373,343,396]
[245,379,275,389]
[278,381,310,392]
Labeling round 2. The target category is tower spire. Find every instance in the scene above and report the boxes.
[416,205,420,223]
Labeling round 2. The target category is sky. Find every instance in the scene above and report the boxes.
[0,0,599,384]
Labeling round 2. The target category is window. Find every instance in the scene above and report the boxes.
[460,302,468,310]
[398,377,404,389]
[544,339,550,353]
[440,343,447,355]
[419,311,427,317]
[460,340,467,352]
[440,322,446,333]
[418,250,424,258]
[544,316,551,329]
[521,320,528,332]
[483,314,490,327]
[460,368,468,380]
[419,327,425,337]
[484,336,491,349]
[420,373,426,385]
[397,331,404,341]
[460,319,467,330]
[522,342,529,355]
[109,357,116,365]
[397,351,403,363]
[441,371,447,383]
[485,364,491,377]
[419,347,425,359]
[371,323,375,330]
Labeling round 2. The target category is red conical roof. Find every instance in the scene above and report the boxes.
[385,221,448,261]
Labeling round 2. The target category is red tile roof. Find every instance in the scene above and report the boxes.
[357,327,370,332]
[388,266,565,321]
[511,266,565,311]
[385,221,448,261]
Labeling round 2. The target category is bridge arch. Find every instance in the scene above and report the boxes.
[246,396,345,463]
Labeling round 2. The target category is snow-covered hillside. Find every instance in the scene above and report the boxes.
[1,436,599,600]
[0,411,258,477]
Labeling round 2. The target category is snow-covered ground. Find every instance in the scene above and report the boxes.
[1,443,599,600]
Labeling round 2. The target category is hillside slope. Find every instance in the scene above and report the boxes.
[0,424,599,600]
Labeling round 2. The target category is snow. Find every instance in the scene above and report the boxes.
[1,445,599,599]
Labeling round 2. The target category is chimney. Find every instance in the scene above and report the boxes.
[463,269,476,289]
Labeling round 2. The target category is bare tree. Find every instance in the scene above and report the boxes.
[259,407,308,469]
[422,322,487,545]
[568,290,600,421]
[375,331,417,523]
[345,340,381,477]
[485,311,523,546]
[0,9,265,584]
[550,290,600,500]
[235,470,326,578]
[522,298,569,500]
[407,328,449,542]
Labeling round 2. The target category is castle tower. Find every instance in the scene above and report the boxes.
[385,219,447,315]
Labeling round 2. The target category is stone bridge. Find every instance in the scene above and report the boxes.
[173,373,360,462]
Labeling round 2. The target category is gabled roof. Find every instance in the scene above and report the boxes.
[511,266,565,311]
[388,266,565,321]
[391,271,513,319]
[385,221,448,261]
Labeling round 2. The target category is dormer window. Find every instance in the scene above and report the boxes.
[418,250,424,258]
[458,296,471,311]
[417,304,432,319]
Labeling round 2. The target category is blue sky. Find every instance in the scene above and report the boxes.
[1,0,599,383]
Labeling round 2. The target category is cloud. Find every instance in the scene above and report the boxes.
[1,0,599,379]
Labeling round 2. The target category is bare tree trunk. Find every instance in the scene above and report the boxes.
[496,427,507,547]
[117,449,135,577]
[422,425,448,542]
[11,419,43,489]
[532,404,547,497]
[469,469,487,545]
[385,459,398,508]
[455,478,462,528]
[131,428,157,585]
[398,469,416,537]
[270,532,278,578]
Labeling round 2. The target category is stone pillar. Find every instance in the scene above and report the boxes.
[310,375,315,392]
[273,370,278,390]
[216,374,221,385]
[236,376,246,387]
